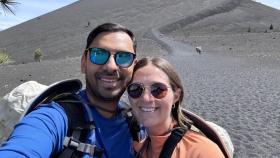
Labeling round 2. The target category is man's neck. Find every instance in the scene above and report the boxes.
[86,90,119,119]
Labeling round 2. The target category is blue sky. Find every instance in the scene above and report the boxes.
[0,0,279,31]
[0,0,77,30]
[256,0,280,9]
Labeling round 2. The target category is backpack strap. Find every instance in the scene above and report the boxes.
[124,110,147,142]
[20,79,83,120]
[182,109,231,158]
[158,127,187,158]
[52,93,104,158]
[119,101,147,143]
[19,79,104,158]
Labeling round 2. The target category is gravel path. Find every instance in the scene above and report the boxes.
[148,0,280,156]
[1,0,280,157]
[168,53,280,158]
[152,28,280,157]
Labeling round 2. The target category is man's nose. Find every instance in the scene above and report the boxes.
[103,55,118,71]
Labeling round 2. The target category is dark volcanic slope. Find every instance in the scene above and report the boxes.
[165,0,280,157]
[1,0,280,157]
[0,0,228,97]
[0,0,225,64]
[168,0,280,57]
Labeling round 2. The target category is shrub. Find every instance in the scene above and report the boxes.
[0,48,10,64]
[34,48,43,62]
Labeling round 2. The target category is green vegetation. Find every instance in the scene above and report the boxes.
[34,48,44,62]
[0,48,10,64]
[0,0,19,15]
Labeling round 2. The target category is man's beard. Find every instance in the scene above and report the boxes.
[86,77,125,102]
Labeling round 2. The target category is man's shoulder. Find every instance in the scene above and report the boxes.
[29,101,68,119]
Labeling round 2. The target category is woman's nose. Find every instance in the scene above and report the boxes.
[141,88,154,102]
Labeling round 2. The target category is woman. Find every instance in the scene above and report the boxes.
[127,57,225,158]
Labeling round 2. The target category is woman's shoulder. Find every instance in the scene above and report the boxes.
[183,130,214,144]
[176,130,225,158]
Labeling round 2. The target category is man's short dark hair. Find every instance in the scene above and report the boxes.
[86,23,137,53]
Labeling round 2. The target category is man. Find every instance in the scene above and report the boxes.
[0,23,137,158]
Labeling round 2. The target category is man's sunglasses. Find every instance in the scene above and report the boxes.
[127,82,170,99]
[86,47,136,68]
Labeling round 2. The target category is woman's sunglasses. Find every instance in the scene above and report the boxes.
[127,82,170,99]
[86,47,136,68]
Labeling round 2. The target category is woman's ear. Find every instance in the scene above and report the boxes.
[173,88,181,104]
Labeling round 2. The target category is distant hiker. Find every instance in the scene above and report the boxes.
[269,24,273,30]
[128,57,226,158]
[195,46,202,54]
[86,21,91,27]
[0,23,137,158]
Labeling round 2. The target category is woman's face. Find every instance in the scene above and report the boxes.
[128,64,180,135]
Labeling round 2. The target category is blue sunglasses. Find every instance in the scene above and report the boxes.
[86,47,136,68]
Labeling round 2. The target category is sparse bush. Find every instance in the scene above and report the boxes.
[0,48,10,64]
[34,48,43,62]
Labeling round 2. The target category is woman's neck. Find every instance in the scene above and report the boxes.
[147,117,175,136]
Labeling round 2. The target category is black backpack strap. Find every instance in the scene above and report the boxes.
[125,111,139,140]
[123,108,147,142]
[18,79,104,158]
[58,127,104,158]
[20,79,83,120]
[55,94,88,129]
[158,127,187,158]
[53,94,104,158]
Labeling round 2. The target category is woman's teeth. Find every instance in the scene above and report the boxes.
[140,107,156,112]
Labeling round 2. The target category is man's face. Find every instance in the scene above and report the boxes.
[81,32,136,101]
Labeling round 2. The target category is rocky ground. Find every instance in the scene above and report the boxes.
[1,0,280,157]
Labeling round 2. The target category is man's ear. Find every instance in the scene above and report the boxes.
[81,51,87,74]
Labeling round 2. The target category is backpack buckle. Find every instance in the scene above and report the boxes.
[77,143,96,156]
[63,136,104,157]
[63,136,79,148]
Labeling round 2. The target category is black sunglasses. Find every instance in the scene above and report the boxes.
[127,82,170,99]
[86,47,136,68]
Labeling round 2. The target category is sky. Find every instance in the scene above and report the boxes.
[0,0,279,31]
[256,0,280,9]
[0,0,77,30]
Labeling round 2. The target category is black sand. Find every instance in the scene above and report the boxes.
[1,0,280,157]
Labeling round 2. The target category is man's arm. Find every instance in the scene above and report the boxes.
[0,102,68,158]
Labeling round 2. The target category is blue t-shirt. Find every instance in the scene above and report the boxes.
[0,90,134,158]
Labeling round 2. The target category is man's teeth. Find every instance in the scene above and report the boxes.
[140,107,156,112]
[101,78,117,82]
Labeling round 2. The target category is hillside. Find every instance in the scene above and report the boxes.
[1,0,280,157]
